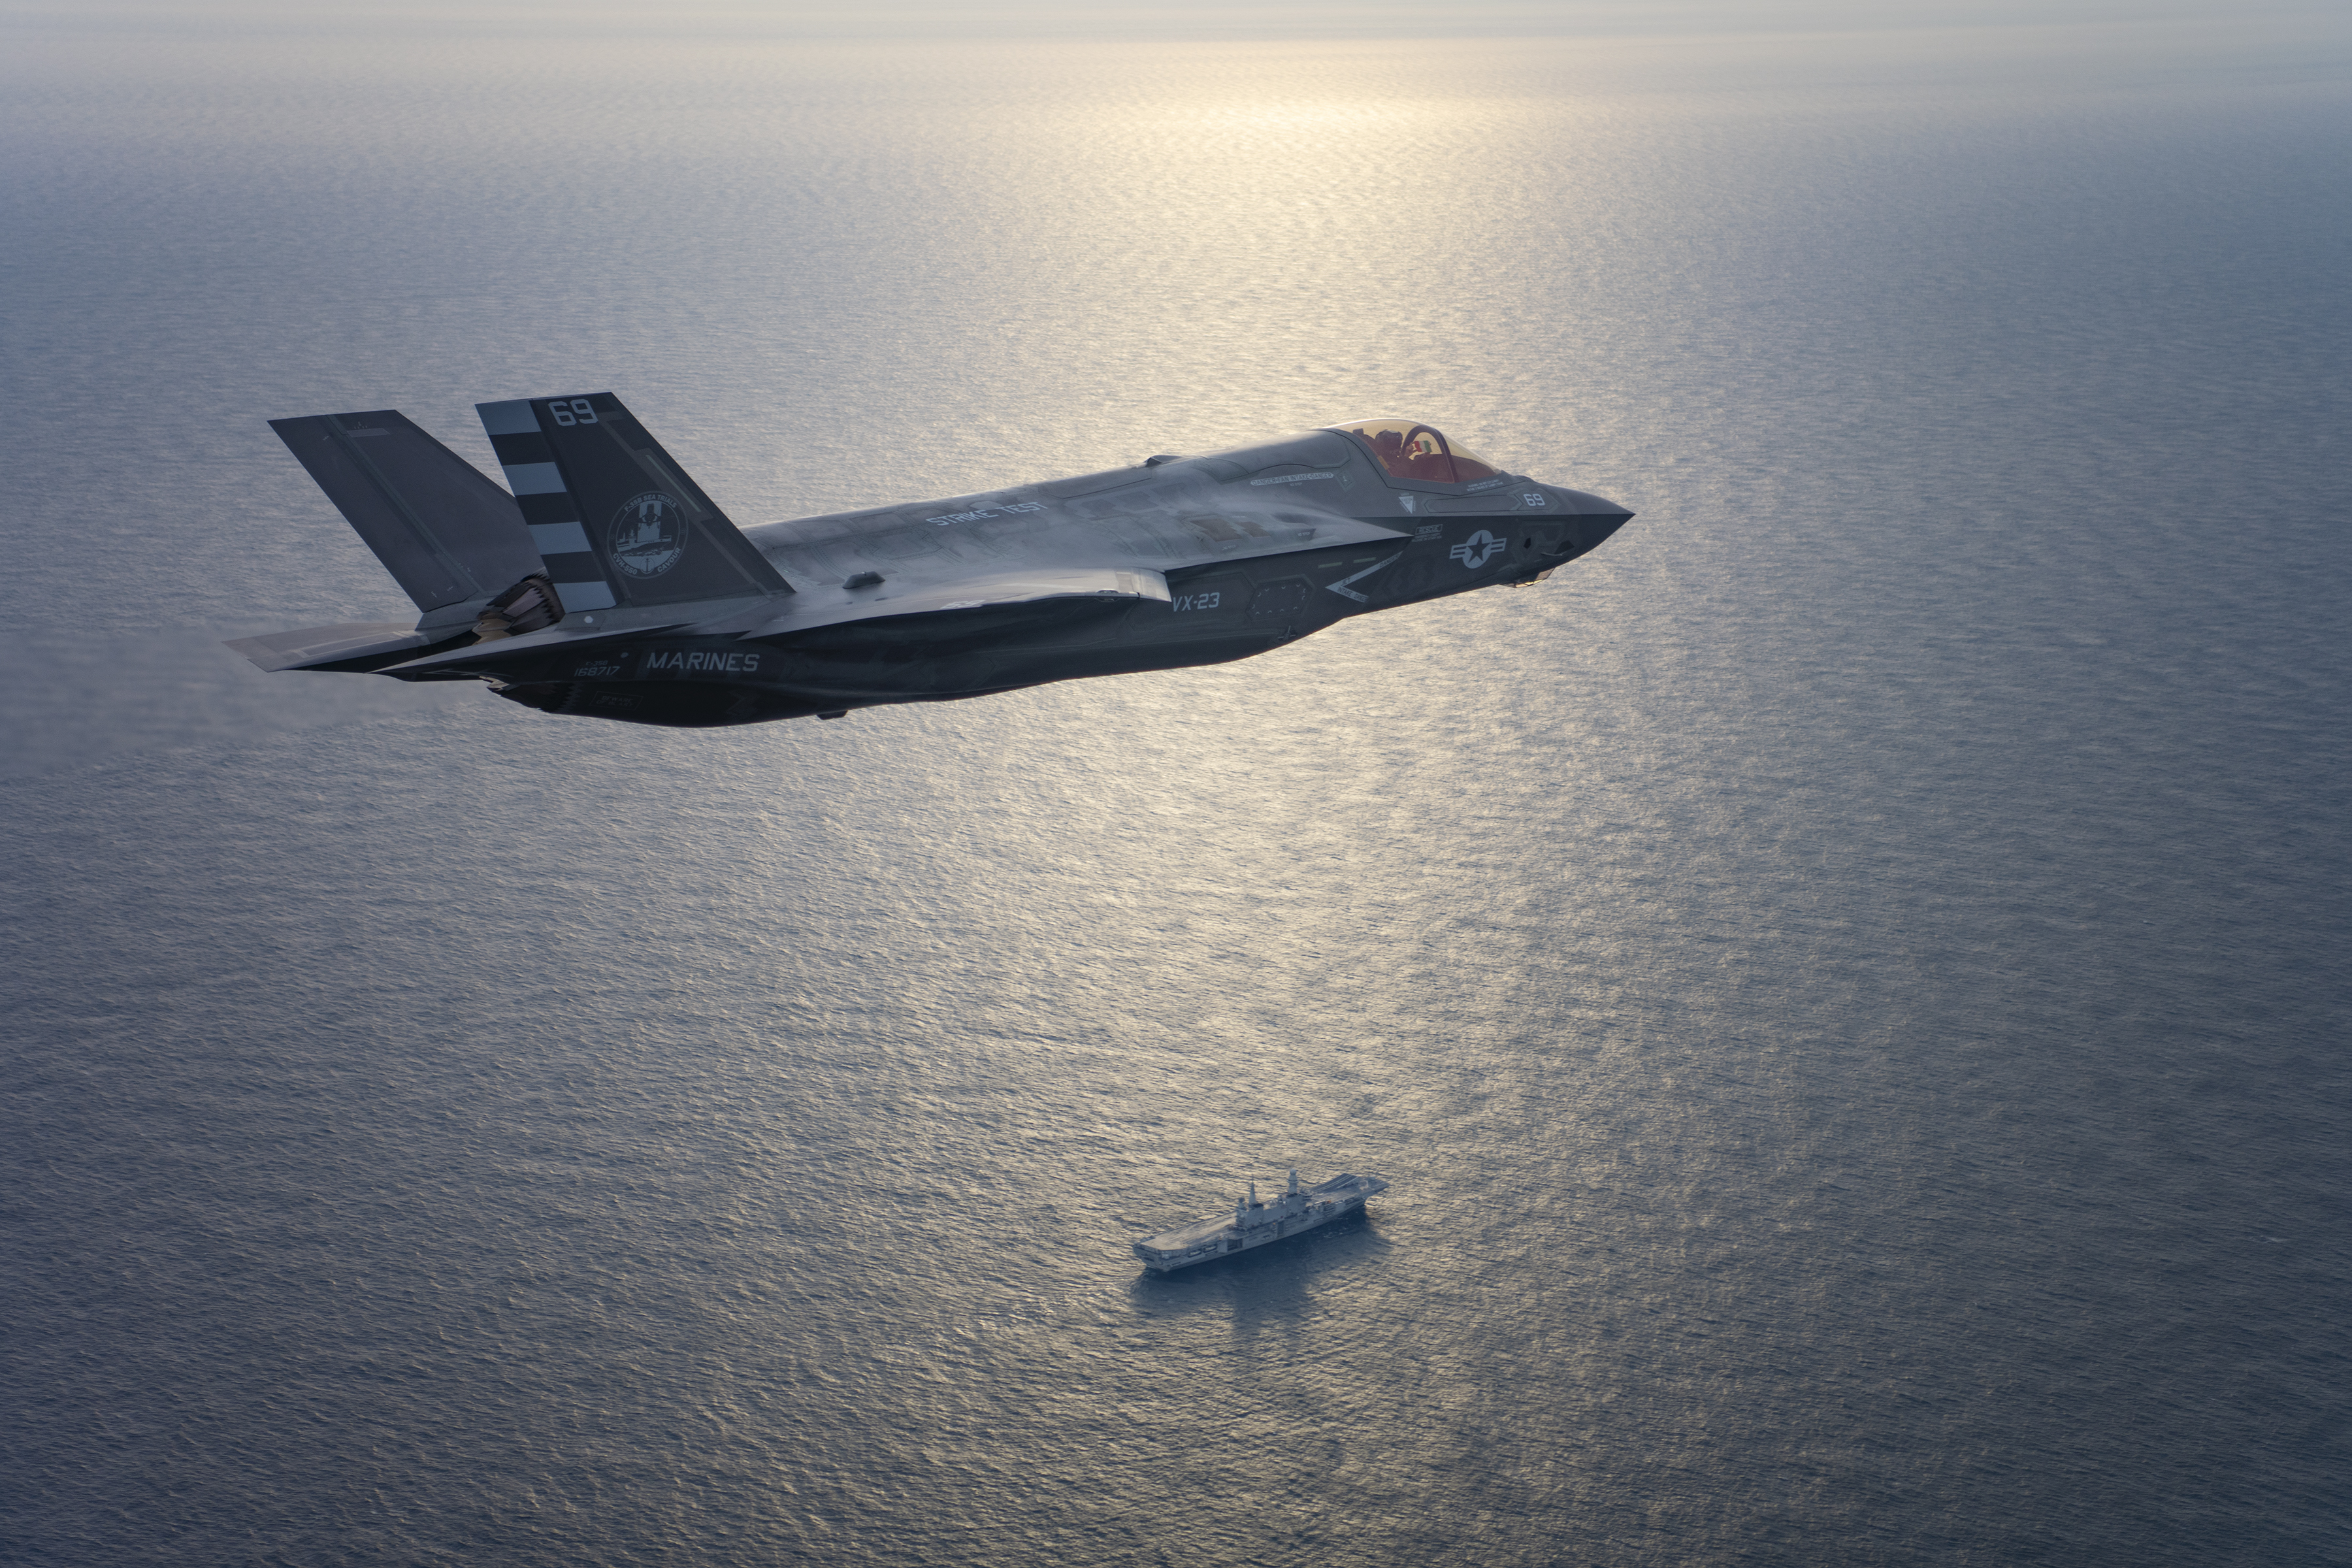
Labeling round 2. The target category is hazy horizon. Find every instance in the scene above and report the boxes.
[8,0,2352,43]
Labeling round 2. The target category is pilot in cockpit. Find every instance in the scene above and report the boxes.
[1333,417,1503,486]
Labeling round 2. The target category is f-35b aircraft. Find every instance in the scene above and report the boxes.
[230,394,1633,727]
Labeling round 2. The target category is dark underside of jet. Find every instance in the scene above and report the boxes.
[231,395,1632,727]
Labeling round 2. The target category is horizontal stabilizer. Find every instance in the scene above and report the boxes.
[225,622,449,673]
[270,411,544,614]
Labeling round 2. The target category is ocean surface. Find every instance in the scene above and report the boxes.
[4,16,2349,1565]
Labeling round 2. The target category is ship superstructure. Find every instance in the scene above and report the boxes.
[1133,1169,1389,1273]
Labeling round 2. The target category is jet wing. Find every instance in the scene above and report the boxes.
[732,566,1170,638]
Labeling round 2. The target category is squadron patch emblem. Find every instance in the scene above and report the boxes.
[610,492,687,578]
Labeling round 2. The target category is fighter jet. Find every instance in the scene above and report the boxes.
[230,393,1633,727]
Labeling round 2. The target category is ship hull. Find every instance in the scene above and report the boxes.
[1133,1173,1389,1273]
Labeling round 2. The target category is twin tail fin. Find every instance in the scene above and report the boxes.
[237,393,792,674]
[474,392,792,614]
[267,410,543,621]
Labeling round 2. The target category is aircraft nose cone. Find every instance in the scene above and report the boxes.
[1582,506,1633,550]
[1554,487,1633,551]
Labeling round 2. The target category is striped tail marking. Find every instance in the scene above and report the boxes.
[478,397,617,612]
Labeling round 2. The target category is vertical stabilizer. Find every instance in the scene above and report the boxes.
[269,410,544,615]
[475,393,793,613]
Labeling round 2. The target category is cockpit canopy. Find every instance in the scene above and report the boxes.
[1329,417,1503,486]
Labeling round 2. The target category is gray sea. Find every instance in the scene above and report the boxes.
[4,12,2349,1565]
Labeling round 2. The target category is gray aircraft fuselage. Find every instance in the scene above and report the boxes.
[234,400,1633,728]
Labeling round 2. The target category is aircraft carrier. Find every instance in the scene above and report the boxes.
[1133,1170,1388,1273]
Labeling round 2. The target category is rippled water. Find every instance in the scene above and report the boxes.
[5,18,2349,1565]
